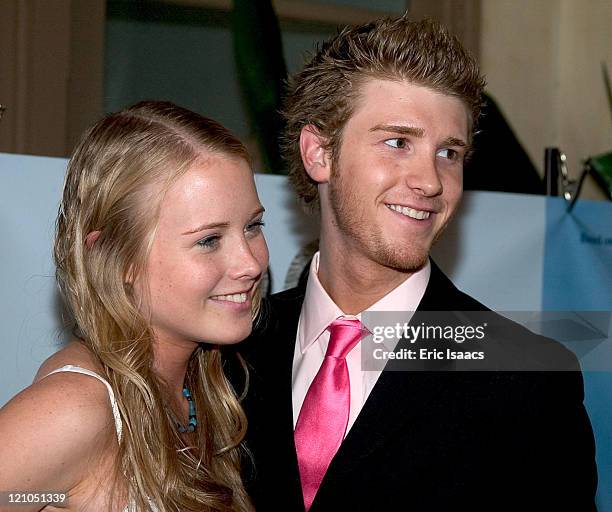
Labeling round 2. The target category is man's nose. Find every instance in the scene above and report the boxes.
[403,154,443,197]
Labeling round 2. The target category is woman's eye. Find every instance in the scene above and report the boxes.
[246,220,265,236]
[196,235,220,249]
[384,138,407,149]
[437,148,459,161]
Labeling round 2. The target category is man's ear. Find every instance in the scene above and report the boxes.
[299,125,331,183]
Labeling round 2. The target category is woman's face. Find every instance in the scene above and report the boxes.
[136,153,268,347]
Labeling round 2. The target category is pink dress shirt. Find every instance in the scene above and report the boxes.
[292,252,431,434]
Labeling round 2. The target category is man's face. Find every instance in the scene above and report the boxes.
[324,78,469,273]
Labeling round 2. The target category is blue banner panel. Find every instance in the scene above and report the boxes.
[544,197,612,509]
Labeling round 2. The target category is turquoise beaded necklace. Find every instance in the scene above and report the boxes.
[177,387,197,433]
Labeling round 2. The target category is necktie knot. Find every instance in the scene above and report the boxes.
[326,318,365,359]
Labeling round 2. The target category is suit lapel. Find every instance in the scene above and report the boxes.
[256,289,305,508]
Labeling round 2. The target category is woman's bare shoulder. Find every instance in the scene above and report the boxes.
[0,340,117,494]
[34,339,102,381]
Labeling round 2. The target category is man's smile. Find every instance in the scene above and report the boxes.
[385,203,432,220]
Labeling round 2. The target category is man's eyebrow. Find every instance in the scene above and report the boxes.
[370,125,470,150]
[369,124,425,137]
[441,136,469,148]
[181,206,265,235]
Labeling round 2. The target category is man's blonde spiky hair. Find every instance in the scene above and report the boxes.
[281,16,486,208]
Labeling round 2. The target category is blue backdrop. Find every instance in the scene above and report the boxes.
[544,197,612,509]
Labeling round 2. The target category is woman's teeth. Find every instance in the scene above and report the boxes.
[212,293,247,303]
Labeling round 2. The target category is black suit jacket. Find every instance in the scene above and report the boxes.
[234,261,597,511]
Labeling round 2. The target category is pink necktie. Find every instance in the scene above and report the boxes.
[294,318,365,511]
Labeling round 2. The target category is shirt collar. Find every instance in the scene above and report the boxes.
[298,252,431,353]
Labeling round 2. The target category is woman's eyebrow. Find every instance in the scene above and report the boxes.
[182,206,265,235]
[182,222,229,235]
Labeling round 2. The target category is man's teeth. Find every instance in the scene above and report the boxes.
[387,204,431,220]
[212,293,247,303]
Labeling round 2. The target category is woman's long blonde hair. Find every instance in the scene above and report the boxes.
[54,101,255,511]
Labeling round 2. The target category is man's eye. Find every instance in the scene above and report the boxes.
[384,138,407,149]
[437,148,459,160]
[196,235,220,249]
